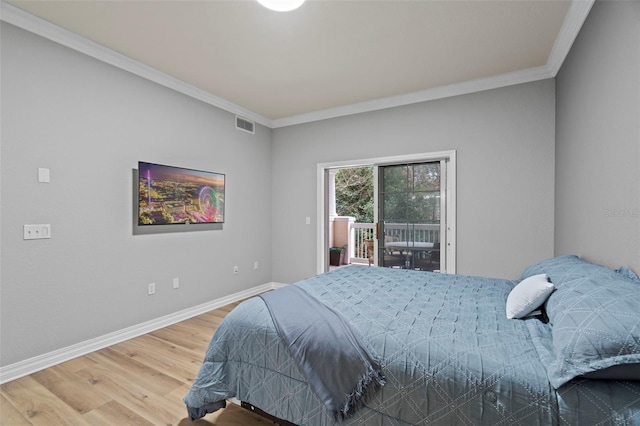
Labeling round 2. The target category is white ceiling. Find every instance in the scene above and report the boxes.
[3,0,592,128]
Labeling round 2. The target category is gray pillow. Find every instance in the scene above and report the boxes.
[545,275,640,388]
[521,255,621,287]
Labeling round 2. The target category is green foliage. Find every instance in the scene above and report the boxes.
[381,163,441,223]
[334,163,440,225]
[335,167,374,223]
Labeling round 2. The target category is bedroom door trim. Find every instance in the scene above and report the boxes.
[317,150,456,275]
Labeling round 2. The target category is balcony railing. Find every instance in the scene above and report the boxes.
[349,222,440,264]
[350,223,375,261]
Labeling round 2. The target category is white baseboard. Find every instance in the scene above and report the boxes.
[0,282,286,384]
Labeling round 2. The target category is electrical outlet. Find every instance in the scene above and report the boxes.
[173,277,180,289]
[233,265,239,275]
[148,283,156,295]
[254,261,259,270]
[23,224,51,240]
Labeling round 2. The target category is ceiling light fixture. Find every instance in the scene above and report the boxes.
[257,0,306,12]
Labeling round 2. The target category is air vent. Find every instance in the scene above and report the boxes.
[236,116,255,134]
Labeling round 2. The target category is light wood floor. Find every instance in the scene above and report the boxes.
[0,302,274,425]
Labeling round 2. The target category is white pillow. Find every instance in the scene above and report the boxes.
[506,274,555,319]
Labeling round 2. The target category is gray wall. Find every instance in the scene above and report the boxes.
[12,0,633,368]
[272,79,556,284]
[1,23,273,366]
[555,0,640,273]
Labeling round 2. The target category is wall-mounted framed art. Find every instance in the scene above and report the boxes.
[133,162,225,235]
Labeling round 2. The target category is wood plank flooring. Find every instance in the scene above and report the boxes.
[0,302,274,425]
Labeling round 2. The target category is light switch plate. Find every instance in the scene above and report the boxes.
[38,168,50,183]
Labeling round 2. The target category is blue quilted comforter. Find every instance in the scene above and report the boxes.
[184,265,640,425]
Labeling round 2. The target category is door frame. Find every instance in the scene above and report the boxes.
[317,150,456,275]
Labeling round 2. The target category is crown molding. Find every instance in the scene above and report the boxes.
[272,65,554,128]
[547,0,595,75]
[1,0,593,130]
[0,1,274,129]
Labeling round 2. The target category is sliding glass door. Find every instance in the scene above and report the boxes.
[378,162,445,271]
[318,151,455,275]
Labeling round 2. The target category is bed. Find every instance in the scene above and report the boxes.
[184,256,640,425]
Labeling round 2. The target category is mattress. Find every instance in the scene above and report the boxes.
[184,265,640,425]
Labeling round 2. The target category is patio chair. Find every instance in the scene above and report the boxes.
[428,242,440,264]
